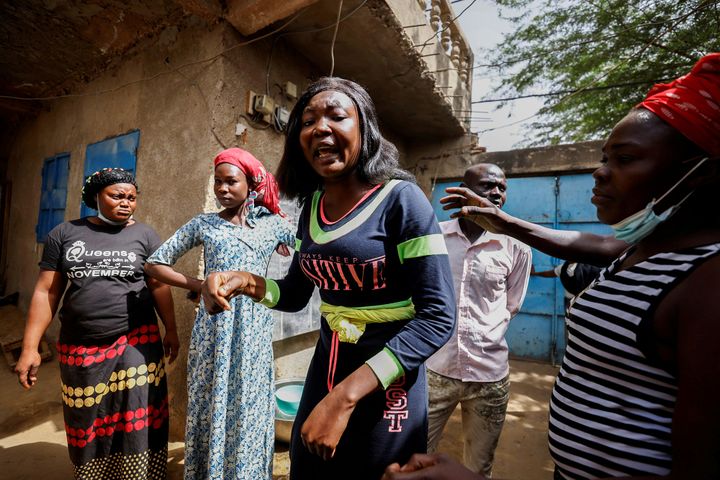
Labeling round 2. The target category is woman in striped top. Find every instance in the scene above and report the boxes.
[383,54,720,480]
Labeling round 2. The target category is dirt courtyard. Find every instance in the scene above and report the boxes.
[0,344,557,480]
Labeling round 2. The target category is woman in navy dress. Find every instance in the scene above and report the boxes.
[202,78,457,479]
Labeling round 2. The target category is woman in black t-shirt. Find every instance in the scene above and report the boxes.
[15,168,178,480]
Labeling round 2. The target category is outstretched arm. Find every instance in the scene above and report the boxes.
[201,270,266,314]
[145,263,203,294]
[145,216,204,293]
[147,277,179,364]
[16,270,66,389]
[201,257,315,315]
[441,186,626,265]
[205,266,387,458]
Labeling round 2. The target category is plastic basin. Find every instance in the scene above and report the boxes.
[274,378,305,443]
[275,383,303,416]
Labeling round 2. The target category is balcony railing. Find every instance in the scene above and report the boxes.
[422,0,473,87]
[393,0,474,127]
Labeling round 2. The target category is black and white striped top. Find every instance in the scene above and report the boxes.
[549,242,720,479]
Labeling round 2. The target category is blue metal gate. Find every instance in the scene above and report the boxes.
[36,153,70,242]
[430,173,611,364]
[80,130,140,218]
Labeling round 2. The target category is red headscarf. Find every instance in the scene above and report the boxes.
[639,53,720,157]
[213,148,283,215]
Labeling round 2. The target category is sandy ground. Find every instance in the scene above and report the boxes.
[271,360,558,480]
[0,303,557,479]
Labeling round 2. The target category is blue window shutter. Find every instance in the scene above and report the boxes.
[36,153,70,242]
[81,130,140,218]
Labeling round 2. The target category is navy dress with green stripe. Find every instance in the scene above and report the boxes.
[268,180,456,479]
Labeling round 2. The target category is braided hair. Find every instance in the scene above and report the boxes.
[81,168,138,210]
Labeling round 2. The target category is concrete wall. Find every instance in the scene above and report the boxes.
[3,10,482,443]
[384,0,473,125]
[4,20,318,440]
[404,134,479,194]
[408,139,604,192]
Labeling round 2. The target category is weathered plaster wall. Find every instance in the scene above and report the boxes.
[404,134,478,194]
[383,0,473,126]
[3,5,479,442]
[477,141,604,177]
[280,0,471,139]
[408,140,604,193]
[225,0,320,36]
[4,20,319,440]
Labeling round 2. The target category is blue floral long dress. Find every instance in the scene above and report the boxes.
[148,208,293,480]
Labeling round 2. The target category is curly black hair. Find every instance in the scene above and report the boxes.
[81,168,138,210]
[276,77,414,203]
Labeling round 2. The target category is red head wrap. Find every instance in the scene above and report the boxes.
[213,148,283,215]
[639,53,720,157]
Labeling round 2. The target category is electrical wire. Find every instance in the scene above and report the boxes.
[259,0,366,133]
[391,0,478,81]
[0,10,306,102]
[239,112,273,130]
[265,36,281,97]
[471,78,674,104]
[173,60,228,148]
[265,0,368,95]
[475,3,704,135]
[469,0,712,71]
[329,0,345,76]
[416,0,478,54]
[279,0,369,36]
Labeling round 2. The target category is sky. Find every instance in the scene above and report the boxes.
[454,0,545,151]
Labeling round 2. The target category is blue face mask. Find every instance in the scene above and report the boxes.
[611,157,708,244]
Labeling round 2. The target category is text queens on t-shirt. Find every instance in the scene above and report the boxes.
[64,240,141,279]
[40,219,162,342]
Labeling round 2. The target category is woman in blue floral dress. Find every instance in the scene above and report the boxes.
[145,148,293,479]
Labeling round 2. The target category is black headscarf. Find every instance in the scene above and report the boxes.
[81,168,138,210]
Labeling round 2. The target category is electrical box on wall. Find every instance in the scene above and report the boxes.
[245,90,257,116]
[283,81,298,100]
[254,95,275,115]
[245,89,295,128]
[246,90,273,123]
[275,106,290,130]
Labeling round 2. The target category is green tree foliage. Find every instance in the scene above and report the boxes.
[484,0,720,145]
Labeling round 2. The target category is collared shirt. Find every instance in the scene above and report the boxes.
[426,219,531,382]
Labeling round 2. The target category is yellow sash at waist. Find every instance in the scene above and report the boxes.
[319,299,415,344]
